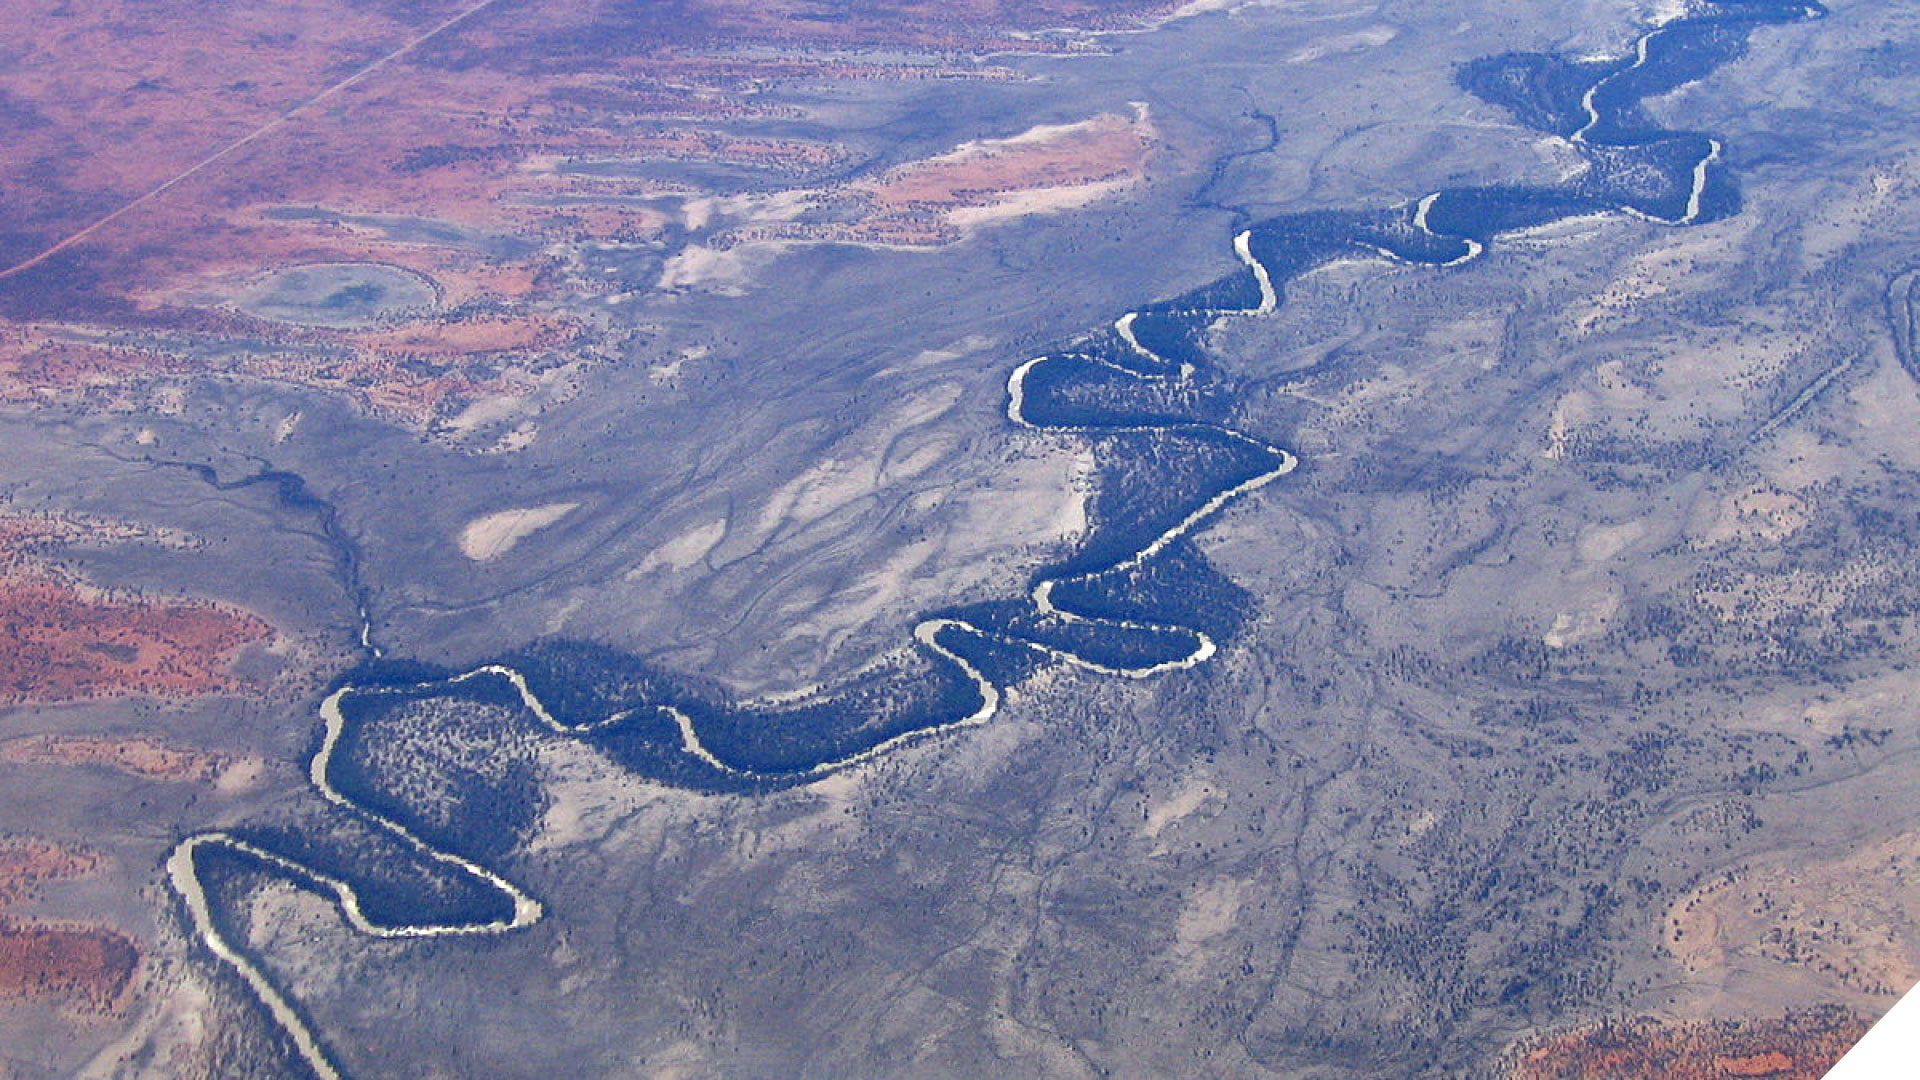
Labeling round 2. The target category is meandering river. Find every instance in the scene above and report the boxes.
[165,4,1826,1074]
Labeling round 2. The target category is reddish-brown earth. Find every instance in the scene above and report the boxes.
[0,321,565,426]
[700,108,1160,254]
[1505,1010,1871,1080]
[1668,829,1920,998]
[836,108,1158,245]
[0,838,139,1014]
[0,920,141,1013]
[0,734,232,783]
[0,0,1177,427]
[0,514,275,705]
[1,579,275,706]
[0,838,103,908]
[862,110,1157,210]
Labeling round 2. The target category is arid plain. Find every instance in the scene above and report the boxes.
[3,0,1920,1076]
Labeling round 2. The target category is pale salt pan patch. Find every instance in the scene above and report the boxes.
[458,502,579,562]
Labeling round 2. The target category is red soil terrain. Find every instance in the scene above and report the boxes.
[0,920,140,1012]
[0,514,274,705]
[1506,1010,1871,1080]
[2,578,275,705]
[0,838,101,908]
[825,108,1158,246]
[0,734,232,783]
[0,838,140,1014]
[0,312,583,426]
[863,111,1156,209]
[0,0,1177,428]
